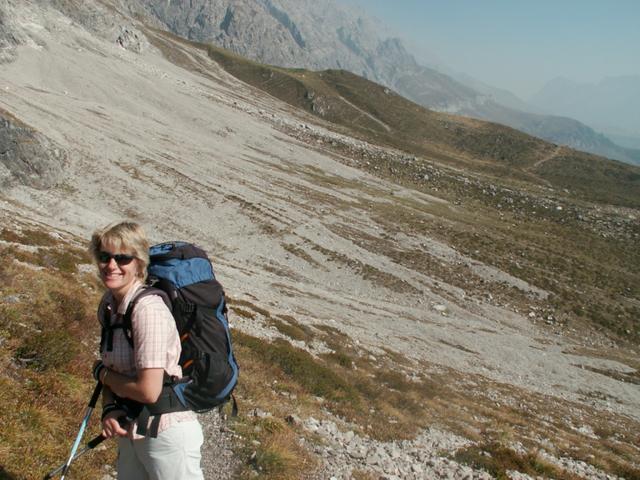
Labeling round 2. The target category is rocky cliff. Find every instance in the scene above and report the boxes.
[0,110,65,189]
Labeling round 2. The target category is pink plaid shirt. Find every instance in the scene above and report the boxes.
[99,281,196,436]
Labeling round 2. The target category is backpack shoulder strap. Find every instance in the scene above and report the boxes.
[99,292,113,352]
[121,286,172,348]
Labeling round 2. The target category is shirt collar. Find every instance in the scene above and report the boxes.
[104,280,144,316]
[118,280,144,315]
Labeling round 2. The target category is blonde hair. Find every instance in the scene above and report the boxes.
[90,221,150,281]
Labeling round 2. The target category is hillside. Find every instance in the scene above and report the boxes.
[125,0,640,165]
[0,2,639,479]
[203,42,640,208]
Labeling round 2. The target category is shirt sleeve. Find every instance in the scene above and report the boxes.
[131,295,178,370]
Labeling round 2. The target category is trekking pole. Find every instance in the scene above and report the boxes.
[55,381,102,480]
[43,433,106,479]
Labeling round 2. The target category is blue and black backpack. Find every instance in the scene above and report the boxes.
[100,242,239,436]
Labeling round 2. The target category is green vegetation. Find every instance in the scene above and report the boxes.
[0,227,59,246]
[233,311,640,479]
[269,316,315,343]
[236,333,359,404]
[200,32,640,343]
[3,27,638,480]
[233,414,315,479]
[537,153,640,206]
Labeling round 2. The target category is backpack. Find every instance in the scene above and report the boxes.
[100,241,239,436]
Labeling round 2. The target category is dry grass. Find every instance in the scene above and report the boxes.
[197,33,640,210]
[3,30,638,479]
[0,229,108,480]
[234,415,316,479]
[269,316,316,343]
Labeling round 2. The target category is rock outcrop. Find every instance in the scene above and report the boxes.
[0,111,66,189]
[0,1,31,63]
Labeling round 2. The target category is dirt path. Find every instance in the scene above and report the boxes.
[337,94,392,132]
[531,144,563,170]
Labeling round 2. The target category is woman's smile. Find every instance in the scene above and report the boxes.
[99,248,139,301]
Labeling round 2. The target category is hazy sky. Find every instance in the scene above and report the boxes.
[346,1,640,100]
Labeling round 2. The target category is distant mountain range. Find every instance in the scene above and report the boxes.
[529,75,640,149]
[121,0,639,165]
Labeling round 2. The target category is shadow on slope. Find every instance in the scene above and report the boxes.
[0,108,66,189]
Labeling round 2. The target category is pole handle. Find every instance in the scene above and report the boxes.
[86,434,106,449]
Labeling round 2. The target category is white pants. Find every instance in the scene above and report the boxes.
[117,420,204,480]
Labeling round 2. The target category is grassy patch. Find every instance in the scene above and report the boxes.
[282,243,325,269]
[233,325,640,479]
[4,243,92,274]
[236,332,358,404]
[454,443,583,480]
[147,24,640,343]
[4,230,637,480]
[268,316,315,343]
[283,323,640,476]
[233,416,316,480]
[235,328,446,442]
[15,329,78,371]
[199,33,640,210]
[1,227,58,246]
[308,241,422,295]
[231,298,273,319]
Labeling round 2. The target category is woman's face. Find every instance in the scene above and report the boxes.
[97,242,140,299]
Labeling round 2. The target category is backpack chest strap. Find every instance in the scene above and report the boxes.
[101,311,131,352]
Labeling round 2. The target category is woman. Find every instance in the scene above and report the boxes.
[90,221,204,480]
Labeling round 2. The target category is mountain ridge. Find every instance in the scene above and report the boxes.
[124,0,640,165]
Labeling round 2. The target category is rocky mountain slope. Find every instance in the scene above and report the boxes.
[1,1,639,479]
[120,0,640,165]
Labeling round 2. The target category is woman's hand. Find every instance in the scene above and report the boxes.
[102,410,128,438]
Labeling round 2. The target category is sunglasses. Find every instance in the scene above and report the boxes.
[98,251,136,266]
